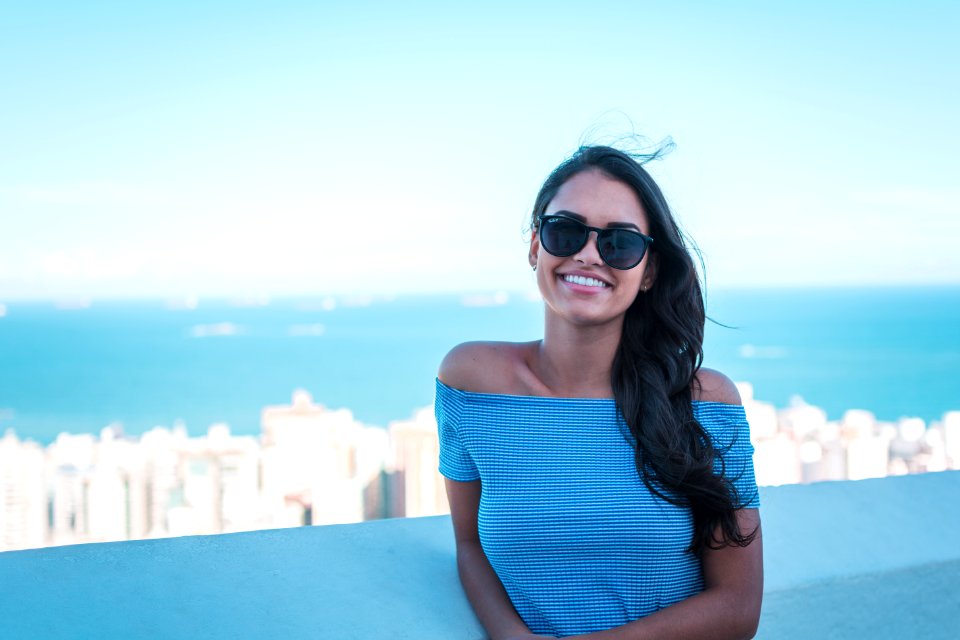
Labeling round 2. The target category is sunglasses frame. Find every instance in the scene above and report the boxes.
[537,213,654,270]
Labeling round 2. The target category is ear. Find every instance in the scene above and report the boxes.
[641,252,659,291]
[528,229,540,269]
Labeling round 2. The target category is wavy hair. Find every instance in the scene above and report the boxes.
[531,144,756,555]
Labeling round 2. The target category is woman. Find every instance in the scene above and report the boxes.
[437,145,763,639]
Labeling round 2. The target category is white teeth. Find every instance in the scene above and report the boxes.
[563,274,608,288]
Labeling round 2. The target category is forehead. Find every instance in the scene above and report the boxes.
[545,169,649,232]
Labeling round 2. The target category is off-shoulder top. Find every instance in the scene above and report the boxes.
[436,378,760,637]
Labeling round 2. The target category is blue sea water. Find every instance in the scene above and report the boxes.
[0,287,958,444]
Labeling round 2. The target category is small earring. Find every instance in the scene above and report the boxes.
[532,264,537,272]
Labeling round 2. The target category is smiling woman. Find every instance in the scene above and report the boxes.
[437,144,762,639]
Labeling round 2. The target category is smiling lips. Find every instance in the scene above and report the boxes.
[561,274,610,289]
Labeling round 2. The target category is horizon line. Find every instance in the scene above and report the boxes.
[2,281,960,305]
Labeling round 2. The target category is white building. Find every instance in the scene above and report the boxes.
[261,390,388,526]
[388,407,449,518]
[0,430,46,551]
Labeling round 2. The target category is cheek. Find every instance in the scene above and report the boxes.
[617,267,646,297]
[532,241,549,266]
[535,253,563,291]
[535,254,551,282]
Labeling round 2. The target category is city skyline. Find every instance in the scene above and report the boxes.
[2,383,957,552]
[0,389,450,551]
[1,2,959,300]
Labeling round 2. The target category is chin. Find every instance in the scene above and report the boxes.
[547,301,628,328]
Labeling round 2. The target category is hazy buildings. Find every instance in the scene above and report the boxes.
[739,383,957,487]
[0,390,447,552]
[0,387,957,552]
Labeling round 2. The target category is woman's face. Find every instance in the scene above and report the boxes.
[529,169,656,327]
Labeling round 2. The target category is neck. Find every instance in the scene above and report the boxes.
[535,311,623,398]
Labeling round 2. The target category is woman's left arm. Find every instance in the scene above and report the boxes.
[572,508,763,640]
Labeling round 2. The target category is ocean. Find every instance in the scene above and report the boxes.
[1,286,958,444]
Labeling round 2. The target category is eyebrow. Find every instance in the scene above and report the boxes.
[552,210,642,232]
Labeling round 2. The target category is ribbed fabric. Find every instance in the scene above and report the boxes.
[436,378,760,637]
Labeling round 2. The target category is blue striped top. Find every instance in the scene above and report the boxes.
[436,378,760,637]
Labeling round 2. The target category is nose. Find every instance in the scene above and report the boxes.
[572,230,603,266]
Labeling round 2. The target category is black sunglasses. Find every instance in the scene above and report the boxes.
[537,213,654,270]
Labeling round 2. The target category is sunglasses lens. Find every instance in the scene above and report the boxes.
[598,230,648,269]
[540,217,587,256]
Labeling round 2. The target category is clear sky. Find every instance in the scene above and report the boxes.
[1,1,957,300]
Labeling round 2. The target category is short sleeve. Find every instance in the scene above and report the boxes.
[436,379,481,482]
[695,403,761,509]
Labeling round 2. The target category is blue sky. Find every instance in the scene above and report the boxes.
[1,1,957,299]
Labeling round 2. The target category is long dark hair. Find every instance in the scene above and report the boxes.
[531,144,756,555]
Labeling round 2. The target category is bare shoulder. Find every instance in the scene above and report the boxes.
[438,341,534,394]
[693,368,743,405]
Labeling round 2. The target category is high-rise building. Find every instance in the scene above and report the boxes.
[753,435,801,486]
[738,383,778,442]
[842,411,890,481]
[0,430,46,551]
[261,390,387,526]
[139,423,190,538]
[388,407,449,518]
[944,411,960,469]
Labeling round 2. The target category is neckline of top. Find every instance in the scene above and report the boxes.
[436,378,741,408]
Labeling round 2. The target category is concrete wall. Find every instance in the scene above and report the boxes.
[1,471,957,639]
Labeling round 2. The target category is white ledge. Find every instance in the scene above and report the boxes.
[1,471,958,639]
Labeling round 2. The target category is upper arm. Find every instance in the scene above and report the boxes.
[702,509,764,629]
[694,368,742,405]
[439,345,493,547]
[445,477,482,545]
[697,371,762,626]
